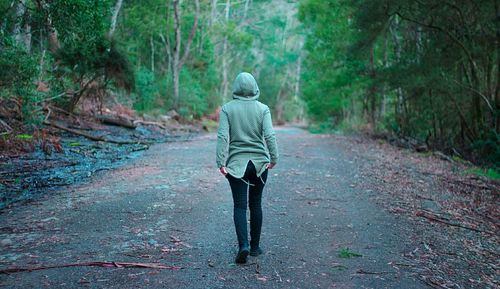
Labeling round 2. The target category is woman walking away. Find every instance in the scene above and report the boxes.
[216,72,279,264]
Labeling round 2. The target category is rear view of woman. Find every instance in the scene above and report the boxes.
[216,72,279,264]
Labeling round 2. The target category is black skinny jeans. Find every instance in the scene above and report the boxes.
[226,161,268,249]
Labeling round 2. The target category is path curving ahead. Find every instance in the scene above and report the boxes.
[0,127,427,288]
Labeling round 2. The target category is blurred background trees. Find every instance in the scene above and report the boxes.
[0,0,304,121]
[299,0,499,167]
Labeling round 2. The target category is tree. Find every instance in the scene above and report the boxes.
[299,0,499,166]
[170,0,200,109]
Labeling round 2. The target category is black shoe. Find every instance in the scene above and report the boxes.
[235,247,249,264]
[250,247,263,256]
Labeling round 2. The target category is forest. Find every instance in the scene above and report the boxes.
[0,1,499,288]
[0,0,498,169]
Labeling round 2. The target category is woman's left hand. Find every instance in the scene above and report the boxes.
[219,166,228,176]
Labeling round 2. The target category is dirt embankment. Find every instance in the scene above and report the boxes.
[0,108,201,209]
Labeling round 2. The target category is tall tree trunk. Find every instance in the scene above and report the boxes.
[150,35,155,72]
[171,0,200,109]
[366,46,377,128]
[294,53,303,122]
[242,0,250,22]
[109,0,124,37]
[13,0,26,43]
[380,35,389,120]
[172,0,181,109]
[275,70,290,124]
[220,0,230,101]
[210,0,217,27]
[36,0,60,53]
[495,0,500,132]
[13,0,31,51]
[390,15,404,134]
[429,89,437,143]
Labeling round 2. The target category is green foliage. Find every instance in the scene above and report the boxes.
[178,69,208,119]
[473,130,500,169]
[0,44,44,124]
[299,0,365,123]
[15,134,33,140]
[308,120,335,134]
[299,0,499,166]
[338,248,363,258]
[1,0,305,126]
[43,0,132,111]
[57,39,133,88]
[49,0,112,49]
[0,46,37,90]
[133,67,157,112]
[464,168,500,181]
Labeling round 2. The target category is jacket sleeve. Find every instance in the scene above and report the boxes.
[216,107,229,168]
[263,107,279,164]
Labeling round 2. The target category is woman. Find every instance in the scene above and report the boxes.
[216,72,279,264]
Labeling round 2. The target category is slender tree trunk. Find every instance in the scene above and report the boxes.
[109,0,123,37]
[23,20,31,51]
[36,0,60,53]
[415,25,423,63]
[294,55,301,99]
[172,0,182,109]
[495,0,500,132]
[429,89,437,144]
[13,0,31,51]
[275,70,290,124]
[171,0,200,109]
[470,63,482,136]
[210,0,217,27]
[242,0,250,22]
[380,36,389,120]
[159,33,172,77]
[13,0,26,44]
[294,53,303,122]
[366,46,377,128]
[150,35,155,72]
[220,0,230,101]
[390,15,404,134]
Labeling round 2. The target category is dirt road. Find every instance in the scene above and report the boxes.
[1,127,479,288]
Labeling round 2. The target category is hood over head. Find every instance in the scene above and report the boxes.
[232,72,260,101]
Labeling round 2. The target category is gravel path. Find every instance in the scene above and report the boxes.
[0,127,430,288]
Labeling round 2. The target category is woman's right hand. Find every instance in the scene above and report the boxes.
[219,166,228,176]
[266,163,276,169]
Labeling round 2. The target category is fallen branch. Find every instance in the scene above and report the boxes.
[447,178,495,191]
[170,235,193,248]
[415,210,494,235]
[45,121,148,145]
[133,120,168,130]
[0,118,13,134]
[46,105,74,117]
[97,114,137,129]
[355,269,394,275]
[419,275,458,289]
[0,261,180,274]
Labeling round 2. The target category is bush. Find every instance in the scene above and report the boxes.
[0,45,43,124]
[473,130,500,169]
[133,67,157,112]
[178,69,208,119]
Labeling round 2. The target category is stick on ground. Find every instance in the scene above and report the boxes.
[0,261,180,274]
[415,210,494,235]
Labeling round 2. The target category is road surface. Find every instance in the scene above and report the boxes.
[1,127,429,288]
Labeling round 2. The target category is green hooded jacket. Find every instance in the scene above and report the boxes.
[216,72,279,178]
